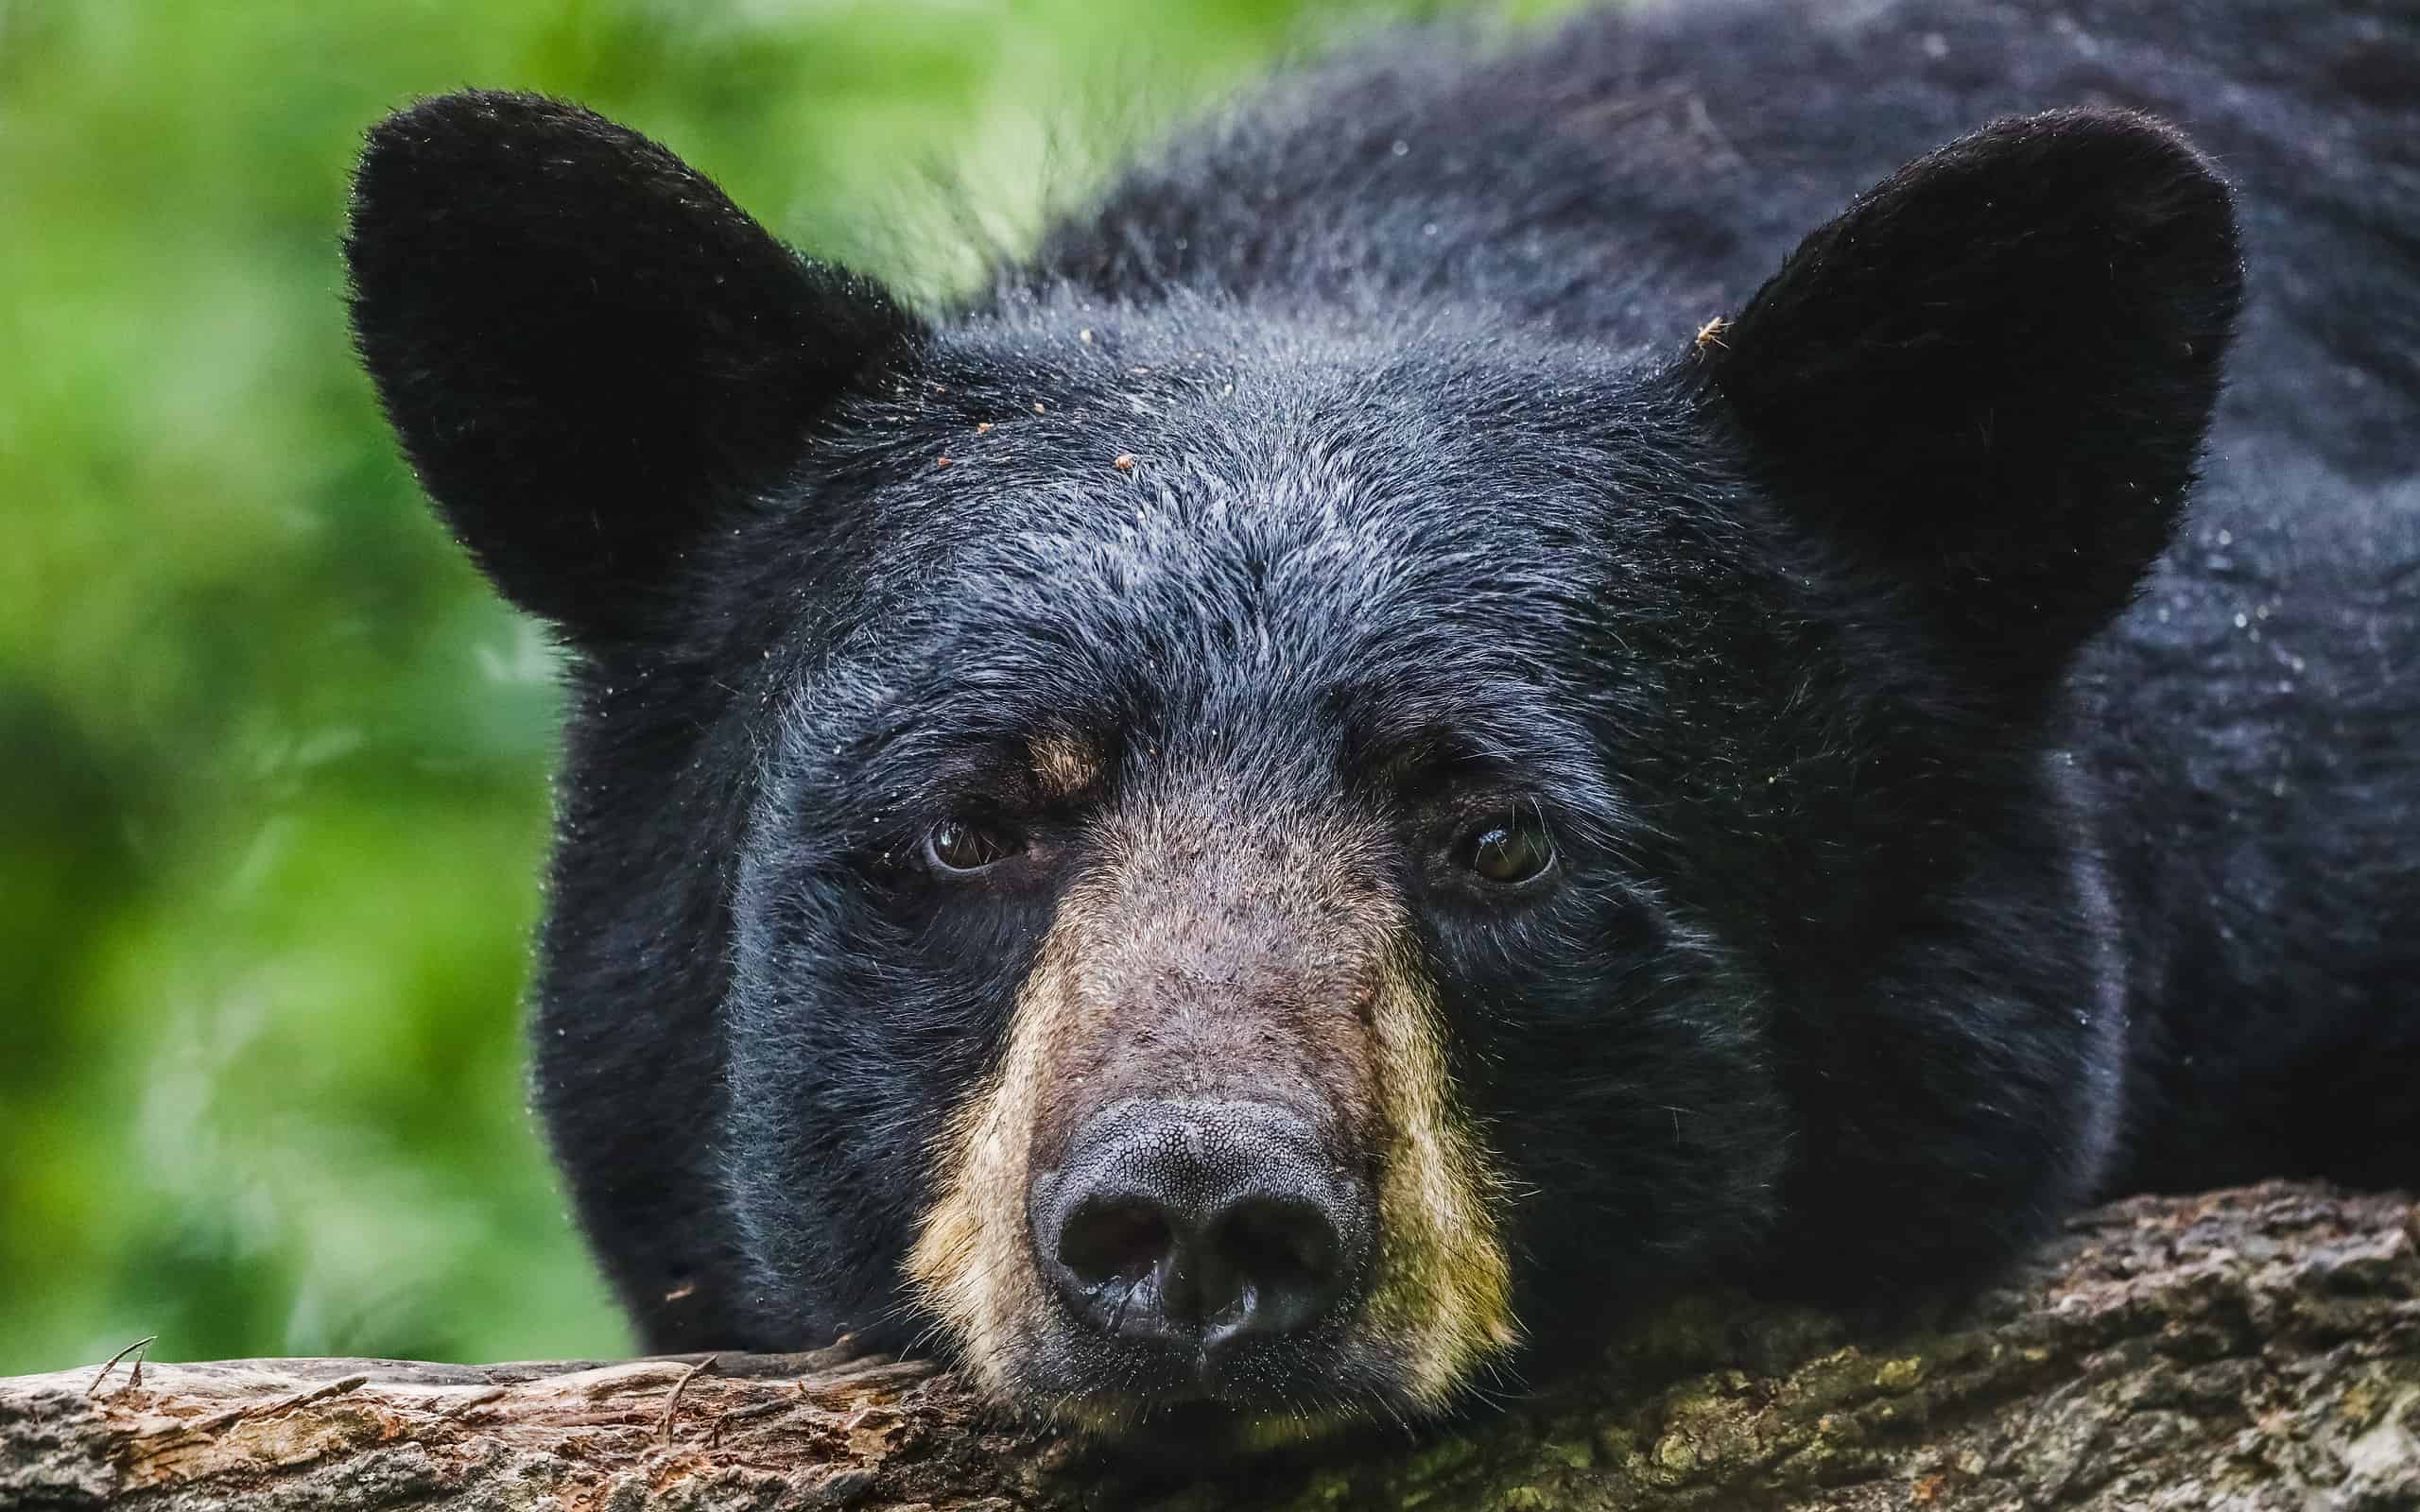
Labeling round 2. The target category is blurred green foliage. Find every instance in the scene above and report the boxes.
[1,0,1582,1372]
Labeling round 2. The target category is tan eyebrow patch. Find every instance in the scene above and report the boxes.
[1028,730,1104,802]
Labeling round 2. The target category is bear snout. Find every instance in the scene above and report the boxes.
[1029,1097,1374,1361]
[907,793,1518,1419]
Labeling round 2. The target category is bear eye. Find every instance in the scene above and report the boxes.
[925,817,1018,874]
[1461,808,1555,885]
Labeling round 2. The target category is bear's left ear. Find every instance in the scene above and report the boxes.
[347,92,922,646]
[1702,110,2241,691]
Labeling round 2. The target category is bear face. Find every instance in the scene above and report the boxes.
[346,77,2241,1436]
[716,324,1806,1425]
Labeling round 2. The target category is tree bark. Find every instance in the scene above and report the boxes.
[5,1183,2415,1511]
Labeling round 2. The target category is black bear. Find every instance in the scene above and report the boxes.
[345,0,2417,1441]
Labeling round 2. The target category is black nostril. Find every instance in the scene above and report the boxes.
[1200,1194,1346,1340]
[1057,1198,1174,1290]
[1032,1099,1370,1350]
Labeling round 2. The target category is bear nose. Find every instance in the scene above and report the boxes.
[1032,1099,1370,1350]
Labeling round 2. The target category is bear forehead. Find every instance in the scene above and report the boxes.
[812,479,1612,756]
[754,326,1710,781]
[838,364,1671,645]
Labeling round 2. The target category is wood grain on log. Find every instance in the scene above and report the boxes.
[5,1184,2415,1510]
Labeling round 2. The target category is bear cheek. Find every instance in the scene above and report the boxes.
[904,797,1519,1416]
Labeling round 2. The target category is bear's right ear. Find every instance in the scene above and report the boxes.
[347,92,920,645]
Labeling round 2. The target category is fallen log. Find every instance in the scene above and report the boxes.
[5,1183,2415,1510]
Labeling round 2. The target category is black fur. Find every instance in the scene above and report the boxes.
[347,0,2417,1411]
[347,92,920,644]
